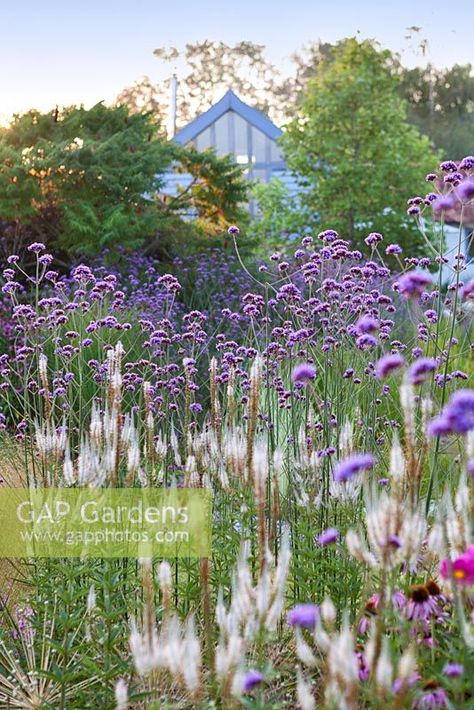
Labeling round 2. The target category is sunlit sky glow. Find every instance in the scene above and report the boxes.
[1,0,473,122]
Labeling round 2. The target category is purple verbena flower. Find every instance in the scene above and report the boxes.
[396,272,432,299]
[440,160,458,172]
[242,670,264,692]
[456,179,474,202]
[413,687,448,709]
[442,663,463,678]
[27,242,45,253]
[333,453,375,483]
[356,315,379,334]
[375,354,405,380]
[287,603,319,629]
[459,156,474,170]
[460,280,474,299]
[291,363,316,385]
[317,527,339,546]
[408,358,438,385]
[364,232,383,246]
[428,389,474,436]
[432,195,454,213]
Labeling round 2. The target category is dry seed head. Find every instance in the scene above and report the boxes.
[421,396,433,424]
[143,380,152,400]
[215,589,228,633]
[87,585,96,614]
[38,353,48,385]
[63,444,75,485]
[182,616,202,694]
[296,667,316,710]
[129,619,162,675]
[398,645,417,681]
[158,560,172,591]
[266,531,291,628]
[375,638,393,692]
[330,473,363,502]
[115,678,128,710]
[252,439,269,500]
[466,430,474,459]
[231,670,246,698]
[320,597,336,625]
[295,628,317,668]
[313,618,330,652]
[444,496,468,552]
[389,432,406,480]
[346,529,377,567]
[400,383,415,443]
[273,448,283,479]
[215,633,245,680]
[365,493,426,570]
[158,561,172,610]
[154,432,167,460]
[339,419,354,458]
[427,523,444,555]
[127,438,140,474]
[327,620,359,686]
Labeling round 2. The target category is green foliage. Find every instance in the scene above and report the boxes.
[251,178,310,251]
[0,104,250,260]
[282,39,441,251]
[0,104,174,256]
[398,63,474,159]
[169,146,250,238]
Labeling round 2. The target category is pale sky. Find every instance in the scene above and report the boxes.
[1,0,473,122]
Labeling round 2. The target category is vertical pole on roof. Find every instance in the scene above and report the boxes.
[167,74,178,139]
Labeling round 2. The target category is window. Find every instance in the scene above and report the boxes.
[195,128,212,151]
[252,127,267,163]
[214,114,230,156]
[234,113,249,161]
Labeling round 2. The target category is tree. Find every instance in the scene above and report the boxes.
[118,41,285,130]
[398,63,474,159]
[0,104,174,257]
[116,76,166,129]
[171,147,249,237]
[282,38,440,252]
[0,104,249,260]
[251,178,311,251]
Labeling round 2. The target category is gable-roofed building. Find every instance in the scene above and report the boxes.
[173,89,286,184]
[163,90,299,209]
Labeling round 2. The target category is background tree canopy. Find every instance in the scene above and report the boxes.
[280,38,441,253]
